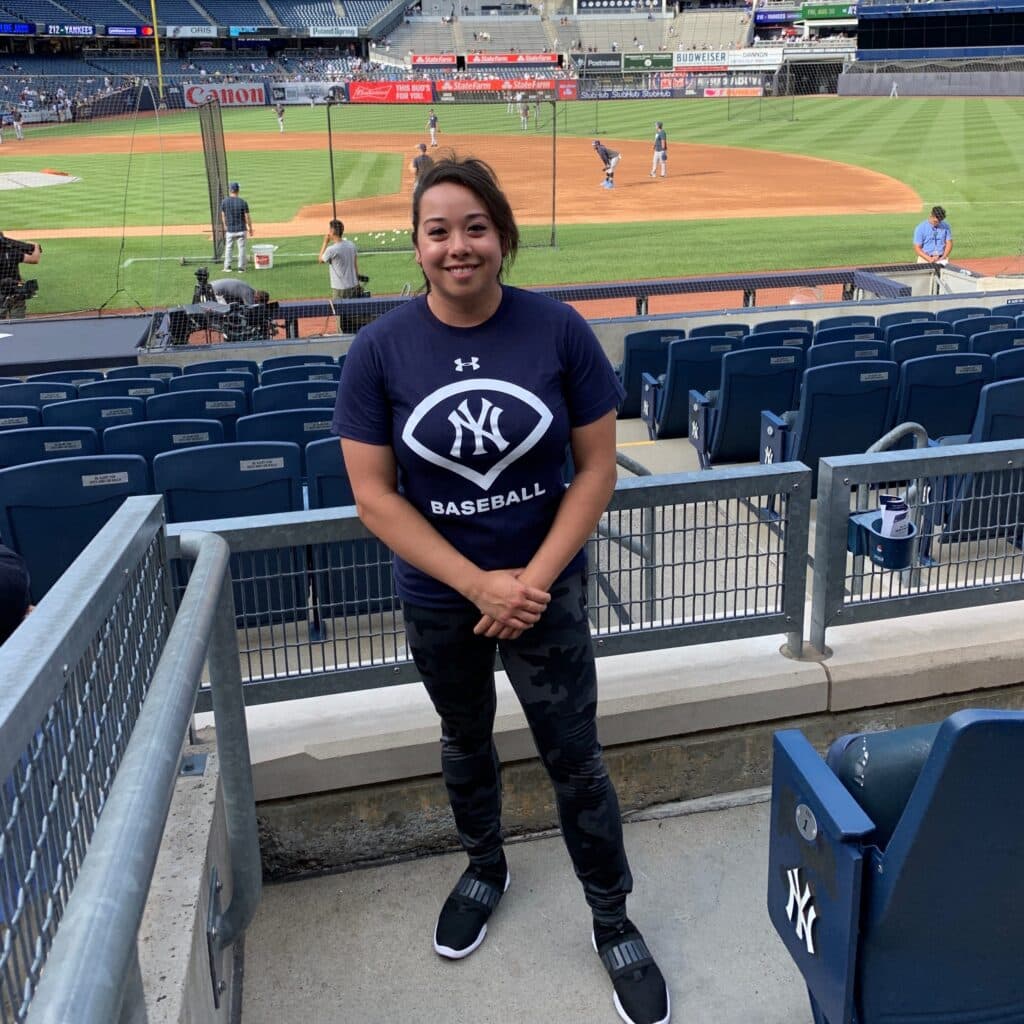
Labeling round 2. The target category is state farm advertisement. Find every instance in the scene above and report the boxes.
[184,82,267,107]
[411,54,457,65]
[437,78,557,93]
[348,81,435,103]
[465,52,558,64]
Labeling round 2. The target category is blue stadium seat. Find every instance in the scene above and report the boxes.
[0,426,99,470]
[934,305,989,326]
[78,377,168,400]
[153,442,307,627]
[27,369,105,385]
[688,322,749,340]
[761,360,898,495]
[102,419,226,487]
[640,337,739,440]
[305,437,397,619]
[968,327,1024,355]
[169,370,257,399]
[742,330,809,351]
[690,347,804,469]
[884,319,954,344]
[0,381,78,408]
[892,353,993,443]
[877,309,934,331]
[235,409,335,475]
[259,364,343,388]
[182,358,260,378]
[106,364,182,381]
[146,390,249,442]
[251,381,339,414]
[815,314,875,332]
[813,324,885,348]
[0,377,19,387]
[337,353,347,370]
[0,455,148,600]
[952,314,1015,337]
[261,354,336,373]
[890,334,966,364]
[0,407,42,432]
[750,318,813,336]
[989,301,1024,318]
[993,348,1024,381]
[805,339,890,369]
[768,710,1024,1024]
[41,396,146,433]
[616,329,681,419]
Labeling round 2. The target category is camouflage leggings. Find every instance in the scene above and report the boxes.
[403,572,633,925]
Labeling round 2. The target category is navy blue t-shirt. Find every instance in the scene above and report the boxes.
[332,286,624,608]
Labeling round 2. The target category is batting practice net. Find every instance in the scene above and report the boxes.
[197,97,229,264]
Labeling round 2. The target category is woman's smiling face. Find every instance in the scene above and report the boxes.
[414,181,505,327]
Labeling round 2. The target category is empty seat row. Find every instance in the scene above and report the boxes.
[0,439,394,625]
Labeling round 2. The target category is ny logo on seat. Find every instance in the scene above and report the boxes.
[785,866,817,955]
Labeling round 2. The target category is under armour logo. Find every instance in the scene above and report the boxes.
[454,357,480,372]
[785,867,817,955]
[448,397,509,458]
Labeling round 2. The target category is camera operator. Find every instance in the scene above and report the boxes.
[210,276,273,342]
[0,231,41,321]
[319,220,360,299]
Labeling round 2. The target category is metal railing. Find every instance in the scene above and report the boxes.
[0,497,261,1024]
[811,439,1024,653]
[165,462,811,712]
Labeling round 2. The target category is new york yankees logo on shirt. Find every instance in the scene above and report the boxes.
[402,378,553,490]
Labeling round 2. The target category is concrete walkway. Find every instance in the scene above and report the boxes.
[242,792,811,1024]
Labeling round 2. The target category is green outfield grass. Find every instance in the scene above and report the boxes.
[10,96,1024,313]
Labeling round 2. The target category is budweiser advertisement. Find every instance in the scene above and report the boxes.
[348,81,435,103]
[183,82,266,107]
[465,52,558,65]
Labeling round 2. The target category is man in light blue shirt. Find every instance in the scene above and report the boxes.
[913,205,953,264]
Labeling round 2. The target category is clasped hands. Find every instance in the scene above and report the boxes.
[469,568,551,641]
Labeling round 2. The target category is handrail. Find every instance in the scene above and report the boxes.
[27,531,261,1024]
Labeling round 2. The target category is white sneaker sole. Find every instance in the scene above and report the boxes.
[433,870,510,960]
[592,930,672,1024]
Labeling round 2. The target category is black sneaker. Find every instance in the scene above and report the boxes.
[433,861,510,960]
[593,919,671,1024]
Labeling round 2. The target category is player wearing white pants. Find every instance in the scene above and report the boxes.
[219,182,253,272]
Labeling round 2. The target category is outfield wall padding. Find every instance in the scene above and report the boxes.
[839,71,1024,96]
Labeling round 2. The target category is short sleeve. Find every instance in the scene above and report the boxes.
[332,329,392,445]
[561,308,625,427]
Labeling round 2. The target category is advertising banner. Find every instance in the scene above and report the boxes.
[584,52,622,71]
[755,9,798,21]
[104,24,153,36]
[348,80,434,103]
[270,81,339,104]
[165,24,218,37]
[727,47,785,68]
[183,81,267,106]
[465,52,558,64]
[674,50,728,69]
[411,53,457,65]
[801,2,856,17]
[436,78,557,94]
[45,23,95,35]
[578,87,674,100]
[0,21,33,33]
[622,52,673,71]
[704,87,764,97]
[556,80,578,100]
[308,25,356,36]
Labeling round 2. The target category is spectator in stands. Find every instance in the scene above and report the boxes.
[220,182,253,273]
[319,219,360,300]
[410,142,433,192]
[913,205,953,265]
[332,154,671,1024]
[211,277,269,307]
[0,545,32,646]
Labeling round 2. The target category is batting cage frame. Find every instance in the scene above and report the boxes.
[323,98,559,254]
[197,97,229,264]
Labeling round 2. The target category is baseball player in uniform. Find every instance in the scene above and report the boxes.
[275,103,285,133]
[427,108,439,146]
[650,121,667,178]
[411,143,434,193]
[593,140,621,189]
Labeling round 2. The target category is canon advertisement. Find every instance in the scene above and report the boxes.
[183,82,267,107]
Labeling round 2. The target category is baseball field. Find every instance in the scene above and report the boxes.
[3,94,1024,315]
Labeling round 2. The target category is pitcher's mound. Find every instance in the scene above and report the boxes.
[0,170,81,190]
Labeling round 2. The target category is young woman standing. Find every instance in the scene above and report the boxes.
[332,156,670,1024]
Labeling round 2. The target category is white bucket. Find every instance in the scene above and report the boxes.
[252,244,277,270]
